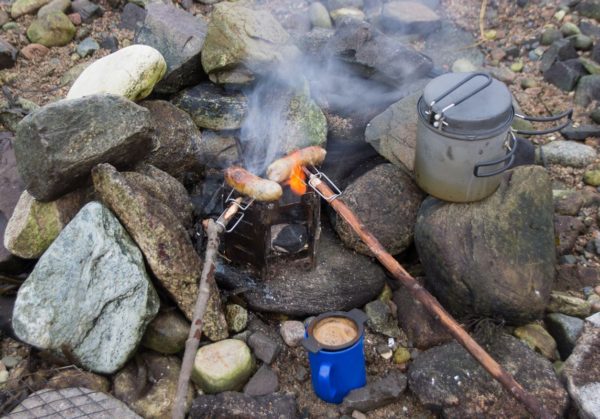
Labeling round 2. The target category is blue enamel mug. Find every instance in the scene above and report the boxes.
[302,309,367,404]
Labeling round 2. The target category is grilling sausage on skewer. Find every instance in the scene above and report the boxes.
[267,146,327,183]
[224,166,283,202]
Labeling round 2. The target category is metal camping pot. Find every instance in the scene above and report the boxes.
[414,72,572,202]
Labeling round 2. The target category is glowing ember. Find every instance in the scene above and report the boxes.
[288,163,307,195]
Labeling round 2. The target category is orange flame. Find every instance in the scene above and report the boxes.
[288,163,307,195]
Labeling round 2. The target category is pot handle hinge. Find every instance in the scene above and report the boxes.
[473,132,518,178]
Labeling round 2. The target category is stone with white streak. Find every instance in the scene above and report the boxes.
[67,45,166,101]
[11,202,159,374]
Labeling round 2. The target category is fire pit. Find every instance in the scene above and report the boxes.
[222,184,321,277]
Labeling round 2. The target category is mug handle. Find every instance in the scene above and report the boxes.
[318,363,337,401]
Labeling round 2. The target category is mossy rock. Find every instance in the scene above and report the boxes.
[26,12,75,47]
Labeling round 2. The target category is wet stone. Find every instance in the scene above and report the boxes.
[545,313,584,359]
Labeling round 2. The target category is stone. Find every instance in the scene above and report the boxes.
[141,309,189,354]
[195,129,238,170]
[280,321,305,347]
[548,291,592,318]
[139,100,202,180]
[172,83,248,131]
[11,0,51,18]
[243,364,279,397]
[114,352,193,419]
[561,22,581,37]
[67,45,165,101]
[425,20,484,68]
[576,0,600,21]
[556,265,600,291]
[584,170,600,186]
[201,3,300,84]
[561,123,600,140]
[513,323,558,361]
[543,59,587,91]
[581,20,600,39]
[99,34,118,52]
[541,27,563,45]
[216,227,386,316]
[59,62,89,87]
[4,189,87,259]
[365,92,420,174]
[575,74,600,106]
[555,215,586,256]
[592,107,600,123]
[540,39,579,73]
[14,94,152,201]
[192,339,254,394]
[553,190,584,216]
[334,164,423,256]
[561,315,600,418]
[76,36,99,57]
[329,8,365,23]
[0,40,17,70]
[47,369,110,393]
[226,304,248,333]
[414,167,555,324]
[0,97,39,133]
[68,12,81,25]
[37,0,70,17]
[11,202,159,374]
[91,164,228,341]
[545,313,584,359]
[542,141,597,167]
[0,135,25,273]
[19,43,49,61]
[451,58,477,72]
[134,3,207,93]
[309,2,332,29]
[328,21,433,86]
[393,289,453,349]
[71,0,100,21]
[189,392,299,419]
[393,346,411,364]
[27,12,76,47]
[0,10,7,26]
[119,2,146,31]
[408,332,569,417]
[340,371,407,414]
[247,331,281,365]
[381,1,440,35]
[8,388,142,418]
[574,34,594,50]
[325,0,364,9]
[364,299,402,338]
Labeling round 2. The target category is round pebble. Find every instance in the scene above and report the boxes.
[280,320,305,347]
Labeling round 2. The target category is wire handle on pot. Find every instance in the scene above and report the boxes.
[473,131,518,178]
[427,73,492,127]
[512,108,573,135]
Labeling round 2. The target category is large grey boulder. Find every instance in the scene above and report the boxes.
[190,392,299,419]
[201,3,300,84]
[414,166,556,324]
[11,202,159,374]
[216,227,386,316]
[408,332,569,417]
[14,94,153,201]
[333,163,424,256]
[135,4,208,93]
[561,313,600,419]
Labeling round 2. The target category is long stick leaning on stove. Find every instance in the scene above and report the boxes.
[173,145,551,419]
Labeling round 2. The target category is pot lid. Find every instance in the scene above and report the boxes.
[420,72,514,138]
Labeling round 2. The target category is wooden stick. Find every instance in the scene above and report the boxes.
[304,168,552,419]
[172,198,243,419]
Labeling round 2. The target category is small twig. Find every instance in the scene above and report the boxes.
[172,198,243,419]
[479,0,489,40]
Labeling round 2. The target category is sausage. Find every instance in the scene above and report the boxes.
[224,166,283,202]
[266,146,327,183]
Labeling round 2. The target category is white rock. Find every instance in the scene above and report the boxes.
[67,45,166,101]
[192,339,254,394]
